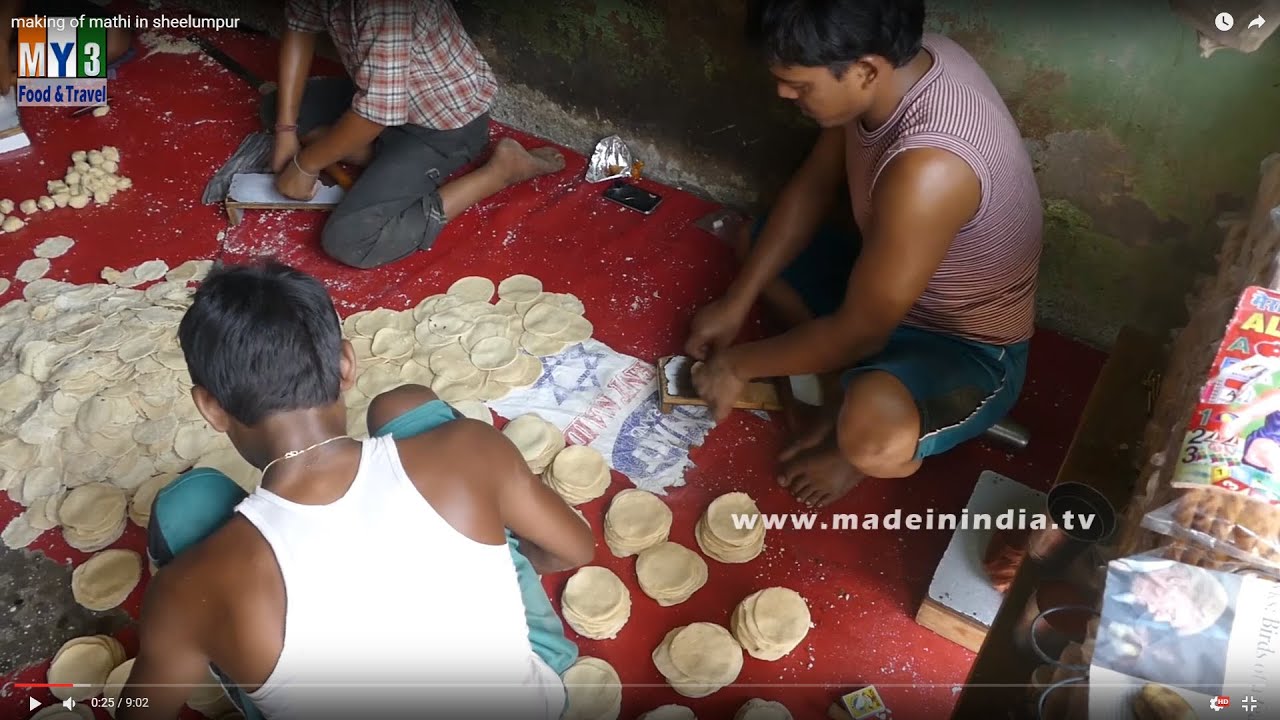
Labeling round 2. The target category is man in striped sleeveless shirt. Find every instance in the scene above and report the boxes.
[687,0,1042,507]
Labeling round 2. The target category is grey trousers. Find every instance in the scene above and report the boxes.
[261,77,492,269]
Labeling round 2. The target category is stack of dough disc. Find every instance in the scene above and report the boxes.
[640,705,696,719]
[604,489,672,557]
[561,566,631,639]
[127,471,173,528]
[695,492,766,563]
[450,399,494,424]
[734,699,793,719]
[730,587,812,661]
[635,542,708,606]
[562,656,622,720]
[544,444,611,505]
[186,666,237,716]
[102,658,135,716]
[47,634,126,701]
[502,413,565,474]
[59,483,128,552]
[71,548,142,611]
[652,622,744,698]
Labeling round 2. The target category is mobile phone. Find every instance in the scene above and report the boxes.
[603,181,662,215]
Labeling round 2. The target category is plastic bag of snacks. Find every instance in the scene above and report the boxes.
[1143,286,1280,567]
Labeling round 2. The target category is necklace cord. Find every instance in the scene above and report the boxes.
[260,434,354,477]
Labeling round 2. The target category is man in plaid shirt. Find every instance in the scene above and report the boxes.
[269,0,565,269]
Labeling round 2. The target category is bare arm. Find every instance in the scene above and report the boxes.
[294,110,384,172]
[274,29,315,129]
[724,127,847,315]
[494,438,595,574]
[117,574,213,720]
[727,148,982,379]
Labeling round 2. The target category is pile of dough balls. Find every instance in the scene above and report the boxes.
[603,488,671,557]
[562,657,623,720]
[501,413,565,474]
[0,198,23,232]
[544,444,611,505]
[652,622,744,698]
[561,566,631,640]
[730,587,812,661]
[635,541,707,607]
[735,699,793,719]
[695,492,766,563]
[50,146,132,208]
[639,706,696,719]
[0,146,133,233]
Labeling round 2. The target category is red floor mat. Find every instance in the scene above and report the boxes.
[0,11,1106,720]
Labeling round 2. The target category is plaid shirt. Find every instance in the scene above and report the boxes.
[286,0,496,129]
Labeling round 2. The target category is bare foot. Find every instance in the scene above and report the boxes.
[779,443,864,508]
[779,400,838,464]
[490,137,566,185]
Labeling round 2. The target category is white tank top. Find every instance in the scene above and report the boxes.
[235,435,565,719]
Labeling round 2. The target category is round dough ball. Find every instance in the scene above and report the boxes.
[19,198,38,214]
[37,195,55,211]
[2,215,25,232]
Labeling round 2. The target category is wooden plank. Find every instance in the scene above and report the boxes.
[656,355,783,412]
[916,598,986,653]
[950,326,1162,719]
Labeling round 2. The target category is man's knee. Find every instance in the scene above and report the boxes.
[366,385,439,434]
[320,208,437,270]
[835,371,920,473]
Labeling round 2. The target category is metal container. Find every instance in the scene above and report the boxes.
[1027,481,1117,571]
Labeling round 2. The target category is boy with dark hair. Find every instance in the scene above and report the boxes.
[687,0,1042,507]
[118,261,592,720]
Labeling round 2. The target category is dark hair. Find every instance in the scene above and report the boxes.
[178,261,343,426]
[745,0,925,73]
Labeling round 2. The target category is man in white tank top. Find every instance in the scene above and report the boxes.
[118,262,594,720]
[686,0,1042,508]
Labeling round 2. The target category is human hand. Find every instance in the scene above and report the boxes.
[685,296,747,361]
[275,155,318,201]
[271,129,301,174]
[692,355,746,424]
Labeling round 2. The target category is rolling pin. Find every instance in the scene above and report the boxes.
[323,163,355,190]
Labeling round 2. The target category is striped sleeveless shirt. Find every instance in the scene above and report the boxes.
[847,33,1042,346]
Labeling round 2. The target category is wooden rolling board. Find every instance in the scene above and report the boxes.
[657,355,783,413]
[224,172,345,225]
[915,471,1046,652]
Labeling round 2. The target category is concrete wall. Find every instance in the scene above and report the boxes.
[192,0,1280,349]
[451,0,1280,349]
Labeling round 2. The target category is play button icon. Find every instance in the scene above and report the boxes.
[29,697,41,711]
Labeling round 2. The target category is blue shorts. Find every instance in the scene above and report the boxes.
[147,400,578,717]
[754,217,1029,460]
